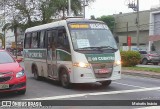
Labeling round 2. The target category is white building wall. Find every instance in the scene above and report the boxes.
[5,30,15,48]
[149,9,160,52]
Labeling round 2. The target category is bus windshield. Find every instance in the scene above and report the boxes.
[69,23,118,51]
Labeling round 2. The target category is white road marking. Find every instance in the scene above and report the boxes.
[113,82,146,88]
[136,106,160,109]
[123,75,160,82]
[25,87,160,100]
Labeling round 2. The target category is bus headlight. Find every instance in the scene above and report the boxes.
[73,62,91,68]
[114,60,121,66]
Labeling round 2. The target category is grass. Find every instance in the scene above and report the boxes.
[122,67,160,73]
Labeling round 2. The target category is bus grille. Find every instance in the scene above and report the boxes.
[91,63,113,78]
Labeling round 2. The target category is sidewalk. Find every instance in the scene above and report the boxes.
[122,69,160,79]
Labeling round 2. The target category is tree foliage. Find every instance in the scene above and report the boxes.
[0,0,95,30]
[2,17,22,58]
[90,15,96,20]
[0,0,95,51]
[96,15,115,32]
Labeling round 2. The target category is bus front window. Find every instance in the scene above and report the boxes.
[70,27,118,51]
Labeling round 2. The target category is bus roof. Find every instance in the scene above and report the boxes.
[25,18,104,33]
[66,18,103,23]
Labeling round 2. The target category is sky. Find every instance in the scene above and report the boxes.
[85,0,160,18]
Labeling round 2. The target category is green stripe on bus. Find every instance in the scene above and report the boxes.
[56,49,71,61]
[85,54,115,63]
[23,49,47,59]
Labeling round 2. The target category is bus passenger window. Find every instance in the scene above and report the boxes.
[47,30,52,50]
[57,28,70,52]
[24,33,31,48]
[40,31,45,48]
[31,32,38,48]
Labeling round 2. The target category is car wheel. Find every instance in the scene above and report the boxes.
[60,69,72,89]
[100,80,112,87]
[32,67,41,80]
[153,62,159,65]
[17,89,26,95]
[142,59,148,65]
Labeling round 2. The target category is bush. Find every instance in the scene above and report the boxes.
[120,51,141,67]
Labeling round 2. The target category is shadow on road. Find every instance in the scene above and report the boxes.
[0,92,24,99]
[28,76,114,92]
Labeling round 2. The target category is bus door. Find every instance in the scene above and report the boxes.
[47,30,57,79]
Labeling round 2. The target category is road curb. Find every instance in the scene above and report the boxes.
[122,71,160,79]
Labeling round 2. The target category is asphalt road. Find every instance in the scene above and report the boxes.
[0,62,160,109]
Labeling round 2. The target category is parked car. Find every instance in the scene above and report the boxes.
[0,49,26,94]
[139,51,160,65]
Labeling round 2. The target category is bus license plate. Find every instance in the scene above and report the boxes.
[98,69,109,74]
[0,84,9,89]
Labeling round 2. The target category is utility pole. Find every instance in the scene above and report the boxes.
[128,0,140,50]
[68,0,71,16]
[136,0,140,49]
[82,0,89,18]
[3,0,6,49]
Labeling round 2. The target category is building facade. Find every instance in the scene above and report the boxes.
[114,10,150,51]
[149,7,160,53]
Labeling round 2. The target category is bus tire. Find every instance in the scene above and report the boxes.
[100,80,111,87]
[60,69,72,89]
[32,66,41,80]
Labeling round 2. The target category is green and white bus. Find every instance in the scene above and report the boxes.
[23,18,121,88]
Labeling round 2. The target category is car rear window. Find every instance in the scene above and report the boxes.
[0,51,15,64]
[139,51,147,54]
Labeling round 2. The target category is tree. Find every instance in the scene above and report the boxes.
[0,33,4,48]
[2,17,21,59]
[1,0,95,28]
[97,15,115,32]
[90,15,95,20]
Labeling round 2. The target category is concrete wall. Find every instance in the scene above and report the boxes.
[115,10,150,33]
[113,10,150,50]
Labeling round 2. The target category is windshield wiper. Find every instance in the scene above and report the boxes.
[99,46,118,52]
[99,46,117,50]
[75,46,118,51]
[75,47,100,51]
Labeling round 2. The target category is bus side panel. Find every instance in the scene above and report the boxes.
[111,50,121,80]
[71,52,97,83]
[23,49,48,78]
[24,60,32,74]
[57,61,73,82]
[34,60,48,78]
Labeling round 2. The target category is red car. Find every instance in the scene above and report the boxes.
[0,49,26,94]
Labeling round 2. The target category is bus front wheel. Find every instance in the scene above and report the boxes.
[100,80,112,87]
[32,66,41,80]
[60,69,72,89]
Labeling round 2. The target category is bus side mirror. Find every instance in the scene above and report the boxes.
[114,36,119,43]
